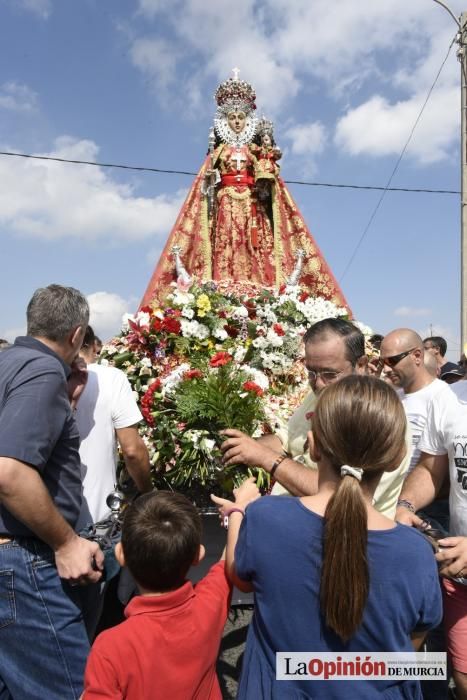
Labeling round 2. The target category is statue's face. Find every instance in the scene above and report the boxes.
[262,133,272,147]
[228,111,246,134]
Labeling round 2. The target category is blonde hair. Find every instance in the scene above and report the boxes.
[312,375,406,641]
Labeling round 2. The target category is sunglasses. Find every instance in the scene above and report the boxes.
[382,347,416,368]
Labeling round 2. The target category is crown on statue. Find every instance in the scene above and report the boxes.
[257,116,274,138]
[215,70,256,113]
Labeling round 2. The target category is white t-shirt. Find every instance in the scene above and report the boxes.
[401,379,453,473]
[75,363,143,528]
[418,381,467,536]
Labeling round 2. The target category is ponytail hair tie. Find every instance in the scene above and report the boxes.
[340,465,364,482]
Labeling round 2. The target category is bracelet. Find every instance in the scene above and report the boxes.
[397,499,416,513]
[223,507,245,529]
[270,453,287,479]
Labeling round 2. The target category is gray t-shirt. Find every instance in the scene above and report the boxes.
[0,336,82,536]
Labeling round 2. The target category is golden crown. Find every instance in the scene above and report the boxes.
[214,69,256,112]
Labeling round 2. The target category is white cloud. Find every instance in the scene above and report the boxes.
[393,306,432,318]
[0,136,186,242]
[284,122,327,156]
[334,87,459,164]
[130,37,178,94]
[7,0,51,18]
[87,292,133,341]
[0,82,38,112]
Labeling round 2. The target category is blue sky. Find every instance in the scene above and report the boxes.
[0,0,464,359]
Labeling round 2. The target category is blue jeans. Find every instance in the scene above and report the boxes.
[0,537,90,699]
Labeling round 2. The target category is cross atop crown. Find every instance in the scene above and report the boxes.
[232,67,240,80]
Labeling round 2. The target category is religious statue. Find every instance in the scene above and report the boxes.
[140,70,348,309]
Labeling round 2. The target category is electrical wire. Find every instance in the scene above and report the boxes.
[338,33,458,283]
[0,150,459,195]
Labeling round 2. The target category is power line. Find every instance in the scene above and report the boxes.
[339,33,458,283]
[0,150,459,195]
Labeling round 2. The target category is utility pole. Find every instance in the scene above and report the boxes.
[460,12,467,350]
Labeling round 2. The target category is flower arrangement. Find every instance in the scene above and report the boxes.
[101,281,353,502]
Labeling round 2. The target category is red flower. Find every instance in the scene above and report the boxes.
[139,305,153,314]
[151,318,163,333]
[218,310,227,319]
[273,323,285,336]
[210,351,233,367]
[141,378,162,426]
[184,369,203,380]
[299,291,310,302]
[162,317,181,334]
[242,381,264,396]
[279,283,287,294]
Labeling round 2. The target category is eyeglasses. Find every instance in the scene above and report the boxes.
[307,368,345,385]
[381,348,416,368]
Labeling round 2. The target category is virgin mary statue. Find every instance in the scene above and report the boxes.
[140,71,348,309]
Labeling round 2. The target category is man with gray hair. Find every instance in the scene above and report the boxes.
[0,284,104,699]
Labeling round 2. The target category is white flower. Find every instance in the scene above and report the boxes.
[200,437,216,452]
[213,327,228,340]
[182,307,195,319]
[231,305,249,319]
[139,366,152,377]
[121,313,135,331]
[354,321,374,337]
[242,367,269,390]
[266,328,284,348]
[161,363,190,394]
[252,336,268,350]
[140,357,152,368]
[234,346,247,362]
[136,311,151,326]
[171,290,195,306]
[104,345,117,356]
[100,358,109,366]
[180,319,210,340]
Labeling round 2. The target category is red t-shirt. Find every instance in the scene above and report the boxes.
[83,561,232,699]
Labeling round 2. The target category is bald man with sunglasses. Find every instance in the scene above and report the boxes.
[381,329,453,475]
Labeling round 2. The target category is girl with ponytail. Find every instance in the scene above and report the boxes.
[213,375,442,699]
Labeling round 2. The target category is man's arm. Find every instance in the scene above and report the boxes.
[116,426,152,494]
[221,429,318,496]
[0,456,104,582]
[395,452,448,525]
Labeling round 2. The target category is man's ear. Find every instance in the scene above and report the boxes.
[192,544,205,567]
[115,541,125,567]
[70,325,84,350]
[356,355,368,375]
[307,430,321,462]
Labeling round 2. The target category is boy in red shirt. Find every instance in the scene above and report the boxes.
[83,483,258,699]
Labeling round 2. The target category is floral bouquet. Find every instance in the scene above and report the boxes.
[101,281,357,502]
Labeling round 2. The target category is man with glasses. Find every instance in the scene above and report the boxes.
[221,318,410,516]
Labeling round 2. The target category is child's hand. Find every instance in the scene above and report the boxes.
[233,476,261,509]
[210,477,261,527]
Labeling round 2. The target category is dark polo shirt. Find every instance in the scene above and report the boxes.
[0,336,82,536]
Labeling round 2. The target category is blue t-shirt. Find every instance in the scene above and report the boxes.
[0,337,82,535]
[235,496,442,700]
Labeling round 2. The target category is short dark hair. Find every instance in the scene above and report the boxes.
[82,325,96,348]
[303,318,365,366]
[27,284,89,342]
[423,336,447,357]
[121,491,202,592]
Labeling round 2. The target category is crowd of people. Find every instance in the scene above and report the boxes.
[1,284,467,699]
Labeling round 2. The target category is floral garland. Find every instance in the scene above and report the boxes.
[101,281,368,503]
